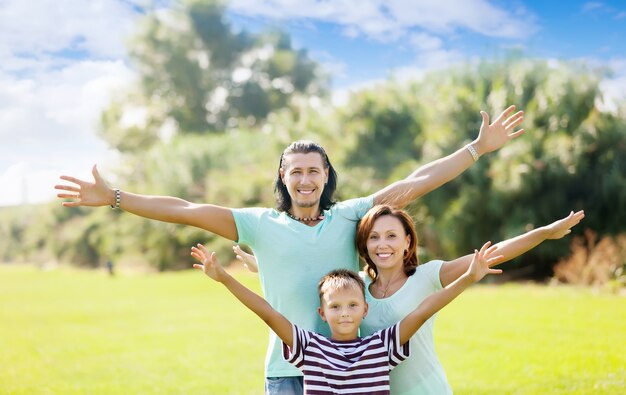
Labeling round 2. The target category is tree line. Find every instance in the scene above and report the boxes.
[1,0,624,282]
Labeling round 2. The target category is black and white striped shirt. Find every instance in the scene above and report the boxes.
[283,323,410,394]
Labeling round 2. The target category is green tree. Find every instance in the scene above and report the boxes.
[99,0,326,153]
[340,59,626,279]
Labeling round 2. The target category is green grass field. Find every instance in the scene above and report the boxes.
[1,265,624,394]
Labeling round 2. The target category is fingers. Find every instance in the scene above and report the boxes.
[564,210,585,226]
[493,105,516,123]
[56,192,79,199]
[91,164,99,180]
[487,255,505,266]
[508,128,525,139]
[480,111,490,126]
[502,111,524,128]
[479,241,492,255]
[59,175,84,185]
[233,245,246,258]
[190,249,203,262]
[55,184,80,193]
[191,244,208,261]
[488,268,503,275]
[485,243,498,256]
[192,263,204,270]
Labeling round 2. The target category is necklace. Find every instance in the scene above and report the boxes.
[285,210,325,222]
[376,271,404,298]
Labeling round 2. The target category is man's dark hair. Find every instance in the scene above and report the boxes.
[274,140,338,212]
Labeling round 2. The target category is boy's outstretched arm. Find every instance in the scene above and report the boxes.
[191,244,293,347]
[439,210,585,287]
[399,242,503,344]
[372,105,525,208]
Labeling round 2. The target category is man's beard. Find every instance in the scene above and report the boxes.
[293,198,320,208]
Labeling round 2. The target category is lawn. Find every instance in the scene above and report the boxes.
[0,265,624,394]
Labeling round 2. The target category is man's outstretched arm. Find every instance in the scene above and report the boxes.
[372,105,524,208]
[55,165,238,240]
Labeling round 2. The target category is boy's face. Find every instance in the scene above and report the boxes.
[318,285,368,341]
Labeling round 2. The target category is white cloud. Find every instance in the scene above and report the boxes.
[581,2,604,13]
[229,0,536,40]
[0,0,145,206]
[0,60,135,206]
[599,58,626,112]
[409,32,443,51]
[0,0,140,71]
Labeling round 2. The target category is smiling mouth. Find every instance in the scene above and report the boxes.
[376,253,393,258]
[297,189,315,195]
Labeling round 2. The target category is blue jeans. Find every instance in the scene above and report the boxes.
[265,376,304,395]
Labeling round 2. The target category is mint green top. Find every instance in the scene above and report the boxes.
[360,260,453,395]
[232,197,374,377]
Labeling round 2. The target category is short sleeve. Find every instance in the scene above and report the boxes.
[418,259,445,291]
[339,196,374,220]
[231,207,267,245]
[282,324,310,369]
[379,323,410,369]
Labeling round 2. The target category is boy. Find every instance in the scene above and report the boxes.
[190,241,503,395]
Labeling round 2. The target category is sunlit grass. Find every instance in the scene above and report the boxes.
[1,265,624,394]
[438,284,626,394]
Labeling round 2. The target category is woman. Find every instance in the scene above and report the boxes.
[355,205,584,394]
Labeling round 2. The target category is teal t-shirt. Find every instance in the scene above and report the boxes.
[360,260,453,395]
[232,197,374,378]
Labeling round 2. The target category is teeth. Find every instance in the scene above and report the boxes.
[298,190,314,195]
[377,253,392,258]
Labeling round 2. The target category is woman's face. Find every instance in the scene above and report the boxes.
[366,215,410,271]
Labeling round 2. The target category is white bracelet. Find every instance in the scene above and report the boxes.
[110,189,121,209]
[466,144,479,162]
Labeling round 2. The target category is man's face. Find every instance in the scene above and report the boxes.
[280,152,329,209]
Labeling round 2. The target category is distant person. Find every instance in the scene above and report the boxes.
[190,242,502,394]
[55,106,524,394]
[105,259,115,277]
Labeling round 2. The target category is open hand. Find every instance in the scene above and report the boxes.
[55,164,114,207]
[475,105,525,155]
[468,241,504,282]
[191,243,228,282]
[233,245,258,273]
[544,210,585,240]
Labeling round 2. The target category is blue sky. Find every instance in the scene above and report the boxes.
[1,0,625,206]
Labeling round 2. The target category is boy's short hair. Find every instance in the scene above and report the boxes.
[317,269,365,302]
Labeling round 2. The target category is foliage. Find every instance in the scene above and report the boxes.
[2,49,625,275]
[339,59,626,279]
[552,231,626,290]
[99,0,327,153]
